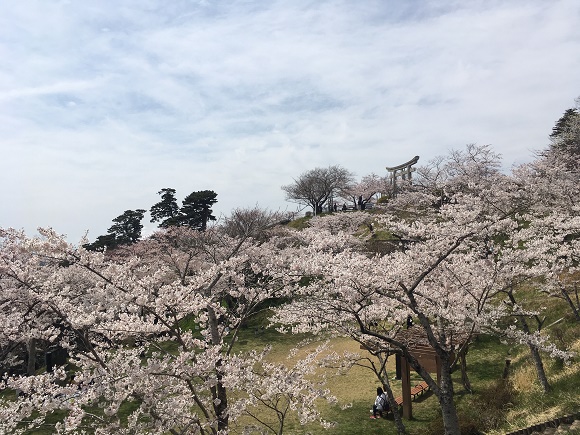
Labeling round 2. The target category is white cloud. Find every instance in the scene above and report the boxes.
[1,0,579,241]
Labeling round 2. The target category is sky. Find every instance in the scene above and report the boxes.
[1,0,579,243]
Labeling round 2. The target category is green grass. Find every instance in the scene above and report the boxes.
[13,331,580,435]
[251,330,578,435]
[286,215,312,230]
[226,291,580,435]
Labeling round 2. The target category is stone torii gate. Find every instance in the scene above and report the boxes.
[386,155,420,197]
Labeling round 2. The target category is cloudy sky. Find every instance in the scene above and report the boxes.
[1,0,579,242]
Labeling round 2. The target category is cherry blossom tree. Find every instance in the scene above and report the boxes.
[271,145,577,434]
[542,272,580,322]
[224,341,337,435]
[0,208,331,435]
[2,145,577,435]
[497,147,580,391]
[339,173,389,210]
[412,143,502,207]
[320,341,407,434]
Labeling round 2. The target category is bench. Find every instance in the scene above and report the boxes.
[384,382,430,417]
[410,381,429,399]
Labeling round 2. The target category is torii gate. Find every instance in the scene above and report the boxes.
[385,156,420,197]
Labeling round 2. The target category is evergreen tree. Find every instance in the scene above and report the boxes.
[83,233,118,252]
[108,209,147,244]
[180,190,218,231]
[84,209,146,251]
[150,188,180,228]
[550,108,578,138]
[549,106,580,158]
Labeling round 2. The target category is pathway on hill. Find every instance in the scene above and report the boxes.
[505,412,580,435]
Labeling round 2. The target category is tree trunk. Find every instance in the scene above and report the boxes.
[26,338,36,376]
[529,344,551,392]
[437,356,461,435]
[213,370,229,432]
[207,306,229,431]
[460,349,472,393]
[407,346,461,434]
[506,290,551,392]
[382,372,406,435]
[502,358,511,380]
[519,316,551,392]
[559,285,580,321]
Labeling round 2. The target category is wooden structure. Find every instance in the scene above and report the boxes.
[385,155,420,197]
[398,344,446,419]
[391,380,430,411]
[361,326,470,420]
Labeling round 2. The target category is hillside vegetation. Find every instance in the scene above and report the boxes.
[1,142,579,435]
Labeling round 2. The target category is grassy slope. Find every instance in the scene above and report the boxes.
[228,218,580,434]
[215,212,580,434]
[231,320,579,435]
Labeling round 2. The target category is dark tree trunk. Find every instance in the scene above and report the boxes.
[213,370,229,432]
[26,338,36,376]
[460,349,472,393]
[437,356,461,435]
[404,348,461,434]
[559,285,580,321]
[502,358,511,380]
[529,344,551,392]
[506,290,551,392]
[207,306,229,431]
[382,373,406,435]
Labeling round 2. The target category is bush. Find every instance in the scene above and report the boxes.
[416,413,483,435]
[474,379,517,431]
[419,380,517,434]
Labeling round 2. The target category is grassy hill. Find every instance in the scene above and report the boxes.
[230,303,579,434]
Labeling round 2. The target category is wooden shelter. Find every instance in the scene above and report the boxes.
[361,326,471,419]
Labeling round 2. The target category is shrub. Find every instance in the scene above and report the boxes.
[473,379,517,431]
[416,413,483,435]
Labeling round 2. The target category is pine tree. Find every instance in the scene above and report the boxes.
[549,107,580,157]
[107,209,147,244]
[179,190,218,231]
[84,209,146,251]
[150,188,180,228]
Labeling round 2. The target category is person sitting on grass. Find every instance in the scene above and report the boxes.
[370,387,389,419]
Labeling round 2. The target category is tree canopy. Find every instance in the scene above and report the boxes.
[149,188,180,228]
[150,188,218,231]
[0,208,334,434]
[86,189,219,251]
[548,98,580,159]
[83,209,146,251]
[2,109,580,434]
[180,190,218,231]
[272,145,579,433]
[282,165,354,214]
